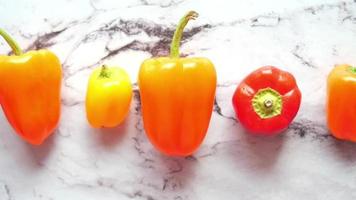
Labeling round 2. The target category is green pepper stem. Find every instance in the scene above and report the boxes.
[99,65,110,78]
[252,88,282,119]
[350,66,356,74]
[170,11,198,58]
[0,29,23,55]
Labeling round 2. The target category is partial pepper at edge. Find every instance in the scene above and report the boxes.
[0,29,62,145]
[327,64,356,141]
[138,11,217,156]
[232,66,301,135]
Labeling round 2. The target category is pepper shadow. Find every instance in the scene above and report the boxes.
[329,133,356,163]
[154,153,197,191]
[25,128,57,168]
[88,115,131,149]
[230,125,285,173]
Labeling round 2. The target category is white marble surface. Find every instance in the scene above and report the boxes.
[1,0,356,199]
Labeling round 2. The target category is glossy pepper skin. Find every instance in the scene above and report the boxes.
[0,29,61,145]
[327,64,356,141]
[138,11,216,156]
[86,65,132,128]
[232,66,301,135]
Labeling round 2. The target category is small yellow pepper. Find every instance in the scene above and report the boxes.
[86,65,132,128]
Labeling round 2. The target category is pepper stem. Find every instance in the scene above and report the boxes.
[252,88,282,119]
[264,99,273,109]
[349,66,356,74]
[0,29,23,55]
[99,65,110,78]
[170,11,198,58]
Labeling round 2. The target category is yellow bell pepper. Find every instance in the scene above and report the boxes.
[86,65,132,128]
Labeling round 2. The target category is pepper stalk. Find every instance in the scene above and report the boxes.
[0,29,23,55]
[252,87,282,119]
[99,65,111,78]
[170,11,198,58]
[349,66,356,74]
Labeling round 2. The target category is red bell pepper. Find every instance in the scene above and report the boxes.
[232,66,301,135]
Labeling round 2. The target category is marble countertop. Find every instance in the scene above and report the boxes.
[1,0,356,199]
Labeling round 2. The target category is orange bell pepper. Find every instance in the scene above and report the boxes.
[138,11,216,156]
[327,64,356,141]
[0,29,61,145]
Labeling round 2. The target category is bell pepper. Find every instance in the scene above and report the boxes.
[326,64,356,141]
[232,66,301,135]
[86,65,132,128]
[0,29,62,145]
[138,11,216,156]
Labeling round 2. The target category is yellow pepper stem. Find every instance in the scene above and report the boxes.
[0,28,23,55]
[350,66,356,74]
[170,11,198,58]
[99,65,110,78]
